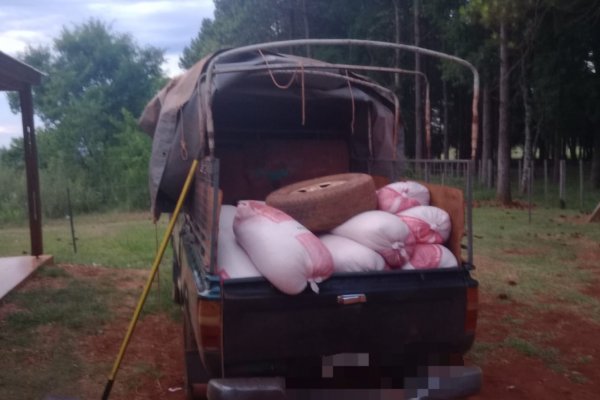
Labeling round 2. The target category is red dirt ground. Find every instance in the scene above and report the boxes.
[467,297,600,400]
[89,255,600,400]
[3,244,600,399]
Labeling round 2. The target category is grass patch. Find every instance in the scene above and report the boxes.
[0,211,171,269]
[4,280,111,334]
[471,206,600,319]
[142,266,182,321]
[0,327,83,400]
[0,268,113,399]
[467,341,498,364]
[504,336,564,372]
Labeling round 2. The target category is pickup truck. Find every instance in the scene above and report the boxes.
[139,39,481,400]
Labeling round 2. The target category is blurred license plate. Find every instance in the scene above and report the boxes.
[322,353,369,377]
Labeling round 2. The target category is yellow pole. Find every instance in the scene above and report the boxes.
[102,159,199,400]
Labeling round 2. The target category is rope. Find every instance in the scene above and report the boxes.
[300,62,306,126]
[345,70,356,134]
[259,49,306,125]
[259,49,298,89]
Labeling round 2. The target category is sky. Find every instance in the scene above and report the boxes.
[0,0,215,148]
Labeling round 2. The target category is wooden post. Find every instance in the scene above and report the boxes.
[19,86,43,256]
[67,187,77,253]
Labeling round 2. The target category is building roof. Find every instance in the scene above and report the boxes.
[0,51,45,91]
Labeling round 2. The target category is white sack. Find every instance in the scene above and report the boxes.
[331,210,415,268]
[398,206,451,244]
[217,205,262,279]
[402,244,458,270]
[233,201,333,295]
[376,181,430,214]
[319,234,386,273]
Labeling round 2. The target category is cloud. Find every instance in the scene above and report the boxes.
[0,119,22,149]
[0,0,214,147]
[0,1,214,56]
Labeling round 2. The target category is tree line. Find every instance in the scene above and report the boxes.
[1,20,165,221]
[1,1,599,223]
[181,0,600,203]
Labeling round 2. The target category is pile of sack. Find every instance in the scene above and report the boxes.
[217,179,459,295]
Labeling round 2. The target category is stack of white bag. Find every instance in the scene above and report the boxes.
[331,211,415,268]
[233,200,334,295]
[319,234,386,273]
[377,181,458,270]
[217,205,262,279]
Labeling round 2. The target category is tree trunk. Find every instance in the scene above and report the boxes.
[497,18,512,204]
[519,57,533,195]
[592,127,600,188]
[414,0,423,159]
[482,83,492,175]
[443,81,449,160]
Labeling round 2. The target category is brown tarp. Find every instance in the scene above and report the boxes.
[139,50,399,217]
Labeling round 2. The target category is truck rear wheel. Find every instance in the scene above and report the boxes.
[172,253,183,304]
[266,173,377,232]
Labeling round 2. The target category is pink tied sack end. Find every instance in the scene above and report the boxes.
[376,181,430,213]
[403,244,458,270]
[296,232,334,293]
[379,233,416,269]
[235,200,292,224]
[398,206,451,244]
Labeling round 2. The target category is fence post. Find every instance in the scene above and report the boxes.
[580,159,584,209]
[441,162,446,185]
[67,186,77,253]
[559,160,566,209]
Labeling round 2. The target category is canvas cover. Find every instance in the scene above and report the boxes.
[139,50,400,217]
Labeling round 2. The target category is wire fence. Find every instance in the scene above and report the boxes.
[399,159,598,213]
[1,158,598,227]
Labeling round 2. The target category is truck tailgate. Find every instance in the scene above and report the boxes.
[221,268,477,376]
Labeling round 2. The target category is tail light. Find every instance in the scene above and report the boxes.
[197,298,222,352]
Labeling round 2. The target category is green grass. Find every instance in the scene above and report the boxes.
[0,211,171,268]
[471,206,600,320]
[5,280,111,335]
[1,202,599,397]
[0,265,113,399]
[0,210,179,399]
[504,336,564,372]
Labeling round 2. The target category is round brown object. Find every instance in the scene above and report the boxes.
[266,173,377,232]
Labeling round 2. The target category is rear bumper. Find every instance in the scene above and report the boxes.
[207,365,482,400]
